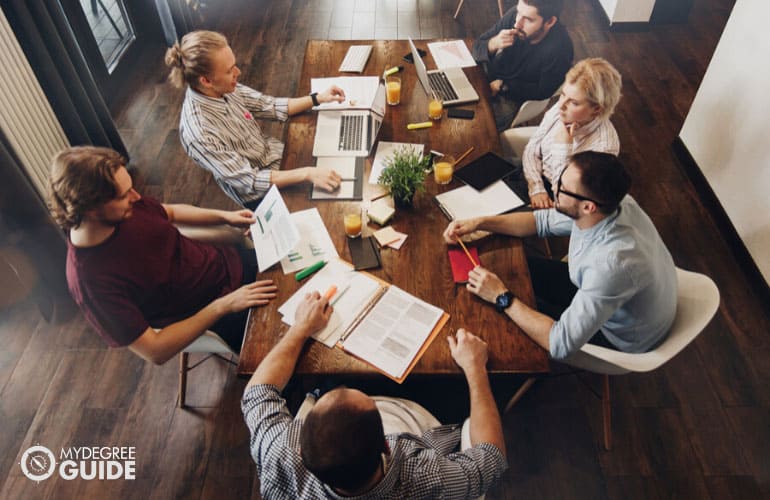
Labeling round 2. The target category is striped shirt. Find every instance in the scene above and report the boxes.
[523,103,620,197]
[179,84,290,206]
[242,384,508,500]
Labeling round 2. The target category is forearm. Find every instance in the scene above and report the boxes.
[476,213,537,237]
[163,204,232,226]
[247,325,311,390]
[270,168,310,188]
[130,297,231,365]
[505,298,554,351]
[287,95,315,116]
[465,367,506,457]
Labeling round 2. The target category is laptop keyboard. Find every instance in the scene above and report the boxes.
[429,72,458,102]
[339,115,364,151]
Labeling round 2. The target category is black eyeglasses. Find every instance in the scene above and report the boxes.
[556,170,605,207]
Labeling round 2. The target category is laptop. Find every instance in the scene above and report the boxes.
[313,81,386,157]
[408,38,479,106]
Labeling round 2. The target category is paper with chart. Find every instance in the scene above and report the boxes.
[250,185,300,272]
[278,259,383,347]
[310,76,380,110]
[428,40,476,69]
[369,141,424,184]
[279,208,339,274]
[341,286,444,380]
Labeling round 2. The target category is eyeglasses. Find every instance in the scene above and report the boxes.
[556,170,605,207]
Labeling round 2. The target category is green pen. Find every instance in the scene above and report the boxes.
[295,260,326,281]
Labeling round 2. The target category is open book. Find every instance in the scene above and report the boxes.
[278,259,449,383]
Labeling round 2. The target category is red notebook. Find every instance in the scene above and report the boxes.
[448,246,480,283]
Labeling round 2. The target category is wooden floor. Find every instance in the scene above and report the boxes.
[3,0,769,498]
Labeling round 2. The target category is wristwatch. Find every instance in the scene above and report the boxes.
[310,92,320,106]
[494,291,515,313]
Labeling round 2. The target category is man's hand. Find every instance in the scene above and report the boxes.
[293,291,332,336]
[219,280,277,313]
[447,328,489,375]
[467,266,508,303]
[490,79,504,97]
[224,209,256,228]
[553,120,577,144]
[530,192,553,209]
[443,218,480,244]
[318,85,346,104]
[306,167,342,192]
[488,28,517,54]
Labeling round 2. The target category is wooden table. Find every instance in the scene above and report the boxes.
[238,40,549,377]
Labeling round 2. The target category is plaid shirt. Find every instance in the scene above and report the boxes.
[522,103,620,197]
[242,384,507,499]
[179,84,290,206]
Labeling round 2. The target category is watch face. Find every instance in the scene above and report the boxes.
[496,292,513,312]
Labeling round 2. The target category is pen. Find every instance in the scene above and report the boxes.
[295,260,326,281]
[457,238,478,267]
[430,150,444,157]
[323,285,338,301]
[370,191,390,202]
[407,122,433,130]
[454,146,474,166]
[384,65,404,76]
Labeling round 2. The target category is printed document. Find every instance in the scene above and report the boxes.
[310,76,380,110]
[250,185,300,272]
[280,208,339,274]
[428,40,476,69]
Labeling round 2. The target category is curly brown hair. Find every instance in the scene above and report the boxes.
[48,146,126,230]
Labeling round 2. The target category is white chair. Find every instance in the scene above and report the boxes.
[510,98,551,128]
[562,267,720,450]
[178,330,236,407]
[500,126,537,159]
[455,0,504,19]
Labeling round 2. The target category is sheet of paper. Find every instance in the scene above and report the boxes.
[387,232,408,250]
[279,208,339,274]
[342,286,444,379]
[250,185,300,272]
[316,156,357,178]
[428,40,477,69]
[369,141,425,184]
[311,181,356,200]
[435,180,524,220]
[373,226,401,247]
[278,259,382,347]
[311,76,380,110]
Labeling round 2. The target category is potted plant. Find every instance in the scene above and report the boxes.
[377,146,430,208]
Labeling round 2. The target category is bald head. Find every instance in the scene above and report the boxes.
[300,388,385,491]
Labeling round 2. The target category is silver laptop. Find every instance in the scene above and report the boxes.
[408,38,479,106]
[313,81,386,157]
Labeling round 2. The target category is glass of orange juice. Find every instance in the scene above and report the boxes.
[433,155,455,185]
[344,209,362,238]
[428,93,443,120]
[386,75,401,106]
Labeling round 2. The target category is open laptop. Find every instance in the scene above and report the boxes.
[408,38,479,106]
[313,81,386,157]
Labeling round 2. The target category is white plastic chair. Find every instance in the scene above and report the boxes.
[500,126,538,159]
[178,331,236,407]
[510,98,551,128]
[455,0,504,19]
[562,267,720,449]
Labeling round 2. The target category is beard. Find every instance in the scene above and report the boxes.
[555,202,579,220]
[520,24,546,44]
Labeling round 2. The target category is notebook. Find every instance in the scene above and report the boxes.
[448,246,480,283]
[408,38,479,106]
[313,81,386,157]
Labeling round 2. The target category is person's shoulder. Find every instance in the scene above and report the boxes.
[543,22,574,51]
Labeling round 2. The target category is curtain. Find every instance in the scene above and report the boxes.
[0,0,127,155]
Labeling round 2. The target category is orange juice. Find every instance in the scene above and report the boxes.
[434,159,454,185]
[344,213,362,238]
[428,98,443,120]
[386,76,401,105]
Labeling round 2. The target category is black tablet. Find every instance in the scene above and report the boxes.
[453,152,517,191]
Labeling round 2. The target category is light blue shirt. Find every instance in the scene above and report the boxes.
[534,196,677,360]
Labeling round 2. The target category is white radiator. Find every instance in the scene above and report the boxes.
[0,6,70,198]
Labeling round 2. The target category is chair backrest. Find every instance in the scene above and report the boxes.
[510,98,551,127]
[566,267,720,375]
[183,330,234,354]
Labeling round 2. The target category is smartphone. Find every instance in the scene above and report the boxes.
[448,108,475,120]
[403,48,427,64]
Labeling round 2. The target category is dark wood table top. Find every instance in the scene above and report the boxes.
[238,39,549,377]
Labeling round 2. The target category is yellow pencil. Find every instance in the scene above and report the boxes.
[456,238,478,267]
[454,146,474,166]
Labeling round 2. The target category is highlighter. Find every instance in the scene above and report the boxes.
[295,260,326,281]
[407,122,433,130]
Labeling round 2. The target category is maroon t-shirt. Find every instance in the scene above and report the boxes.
[66,198,242,347]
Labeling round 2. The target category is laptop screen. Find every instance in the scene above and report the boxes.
[408,38,432,97]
